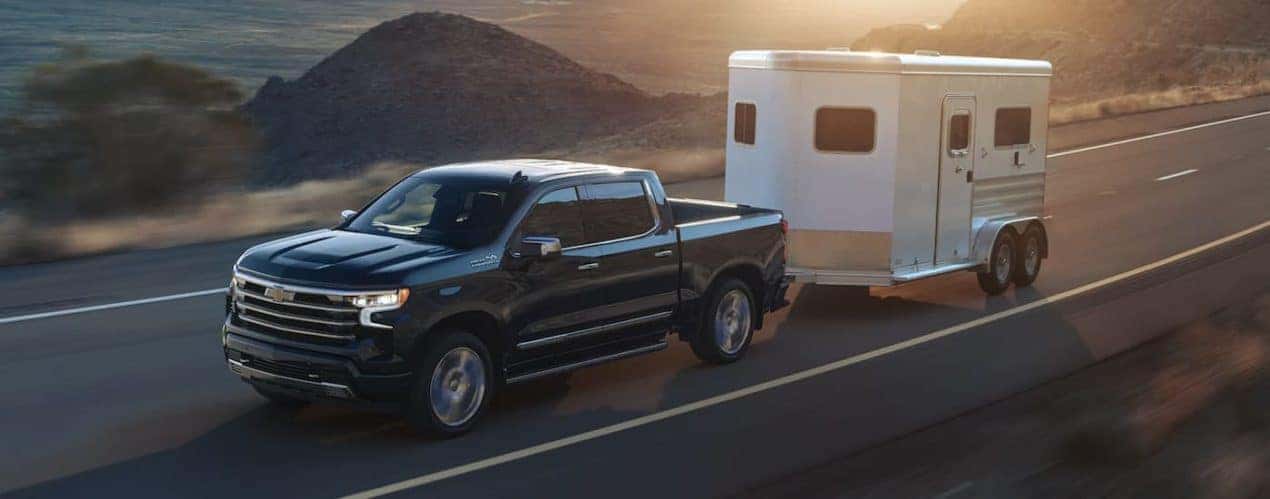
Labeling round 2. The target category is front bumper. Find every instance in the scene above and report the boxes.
[223,332,412,403]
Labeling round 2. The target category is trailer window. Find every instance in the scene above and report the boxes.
[815,107,875,153]
[949,113,971,152]
[581,182,656,244]
[520,187,585,247]
[994,107,1032,147]
[734,102,757,145]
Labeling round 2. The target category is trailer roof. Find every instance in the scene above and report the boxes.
[729,50,1052,77]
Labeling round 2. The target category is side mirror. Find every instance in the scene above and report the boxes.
[515,236,562,260]
[340,210,358,222]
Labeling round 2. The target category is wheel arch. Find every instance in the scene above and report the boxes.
[409,309,506,376]
[972,217,1044,267]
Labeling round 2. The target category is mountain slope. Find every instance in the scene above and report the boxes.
[243,12,704,184]
[854,0,1269,104]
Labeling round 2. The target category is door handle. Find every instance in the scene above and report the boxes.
[577,262,600,271]
[654,249,674,258]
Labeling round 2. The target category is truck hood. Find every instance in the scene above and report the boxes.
[235,229,466,288]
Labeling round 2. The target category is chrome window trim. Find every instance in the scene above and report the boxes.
[565,179,663,251]
[516,310,673,350]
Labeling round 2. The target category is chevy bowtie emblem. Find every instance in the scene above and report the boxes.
[264,286,295,302]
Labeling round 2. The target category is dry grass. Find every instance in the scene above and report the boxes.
[2,80,1267,266]
[1050,80,1270,125]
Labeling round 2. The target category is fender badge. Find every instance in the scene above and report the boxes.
[469,254,501,268]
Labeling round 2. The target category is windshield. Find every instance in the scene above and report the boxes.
[343,176,515,249]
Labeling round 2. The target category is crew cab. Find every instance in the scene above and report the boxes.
[223,159,789,435]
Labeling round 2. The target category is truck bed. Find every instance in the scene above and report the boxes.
[668,198,780,226]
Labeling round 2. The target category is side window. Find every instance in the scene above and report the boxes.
[520,187,584,247]
[948,113,971,153]
[994,107,1032,147]
[734,102,756,145]
[581,182,655,244]
[815,107,876,153]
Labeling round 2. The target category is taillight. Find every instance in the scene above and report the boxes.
[780,218,789,234]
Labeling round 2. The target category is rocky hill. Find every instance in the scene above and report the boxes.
[244,12,713,184]
[854,0,1269,103]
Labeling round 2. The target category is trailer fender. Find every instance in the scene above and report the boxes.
[972,217,1045,268]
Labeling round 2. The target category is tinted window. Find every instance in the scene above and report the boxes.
[582,182,655,244]
[734,102,756,145]
[815,107,875,153]
[949,113,971,152]
[520,187,585,247]
[994,107,1032,147]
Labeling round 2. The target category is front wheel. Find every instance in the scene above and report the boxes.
[404,330,493,438]
[977,229,1017,296]
[690,279,757,364]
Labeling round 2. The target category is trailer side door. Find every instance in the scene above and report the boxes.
[935,95,976,264]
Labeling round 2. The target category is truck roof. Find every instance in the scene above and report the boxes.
[729,50,1052,77]
[414,159,645,184]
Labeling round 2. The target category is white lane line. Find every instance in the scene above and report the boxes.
[0,288,226,325]
[1048,110,1270,159]
[1,109,1267,326]
[342,220,1270,499]
[1155,169,1199,182]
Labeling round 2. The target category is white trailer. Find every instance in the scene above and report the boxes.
[725,50,1052,294]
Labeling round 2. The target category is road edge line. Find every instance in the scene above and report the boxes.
[342,220,1270,499]
[0,288,226,325]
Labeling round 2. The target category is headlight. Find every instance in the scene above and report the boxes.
[350,289,410,309]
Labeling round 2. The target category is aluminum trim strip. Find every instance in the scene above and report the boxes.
[237,288,358,313]
[506,341,669,384]
[228,359,355,399]
[516,311,673,350]
[238,314,355,340]
[236,302,358,327]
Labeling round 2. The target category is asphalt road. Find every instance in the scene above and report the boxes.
[1,104,1268,498]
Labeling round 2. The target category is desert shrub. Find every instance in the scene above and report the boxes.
[0,47,257,221]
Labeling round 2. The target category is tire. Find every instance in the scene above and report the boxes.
[253,385,309,409]
[690,278,757,364]
[1013,225,1044,287]
[403,330,494,438]
[976,229,1017,296]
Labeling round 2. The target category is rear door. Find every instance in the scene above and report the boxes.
[581,180,679,330]
[935,95,976,264]
[509,185,609,347]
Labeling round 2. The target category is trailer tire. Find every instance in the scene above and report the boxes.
[977,229,1017,296]
[690,278,757,364]
[403,329,494,438]
[1013,225,1044,287]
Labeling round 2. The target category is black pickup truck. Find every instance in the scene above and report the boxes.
[224,159,789,435]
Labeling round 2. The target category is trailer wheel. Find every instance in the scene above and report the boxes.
[1013,225,1044,287]
[691,278,757,364]
[977,229,1017,296]
[403,329,493,438]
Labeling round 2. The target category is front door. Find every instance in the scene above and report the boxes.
[935,95,976,265]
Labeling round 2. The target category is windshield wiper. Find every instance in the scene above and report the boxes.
[371,221,421,235]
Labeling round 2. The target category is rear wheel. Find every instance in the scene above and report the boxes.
[404,330,493,438]
[977,229,1017,296]
[1013,225,1044,287]
[691,279,757,364]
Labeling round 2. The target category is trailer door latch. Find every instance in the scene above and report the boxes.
[966,170,974,183]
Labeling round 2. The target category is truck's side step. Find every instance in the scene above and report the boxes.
[505,337,668,384]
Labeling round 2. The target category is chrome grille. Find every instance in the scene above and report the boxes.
[231,274,362,342]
